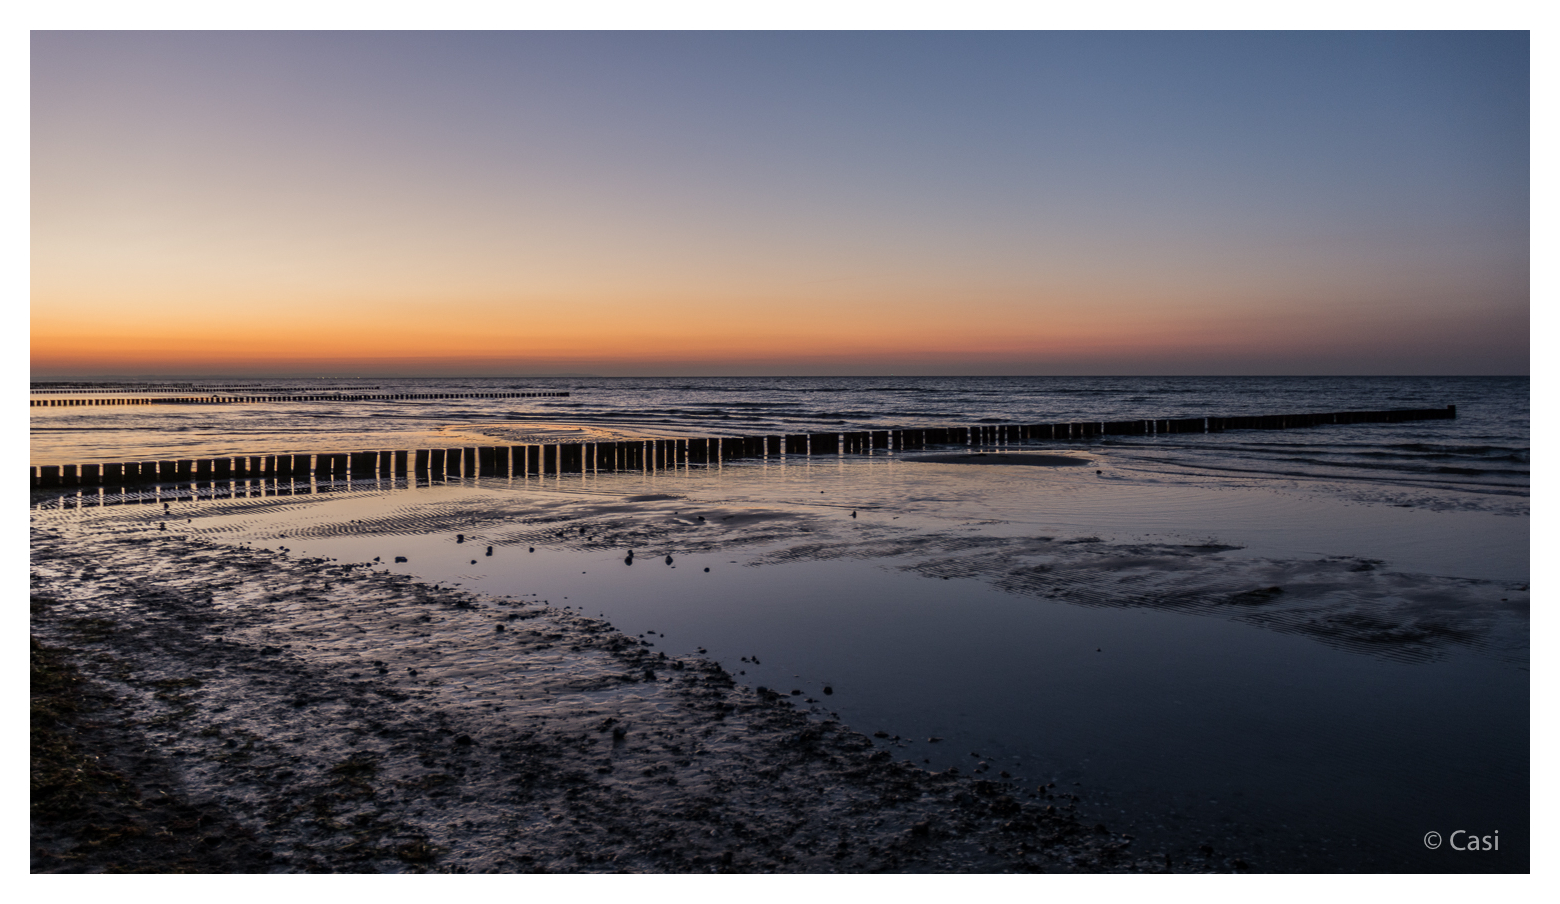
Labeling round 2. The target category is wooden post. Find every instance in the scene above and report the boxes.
[349,451,376,477]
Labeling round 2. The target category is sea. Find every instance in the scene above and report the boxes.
[29,375,1530,872]
[28,376,1530,488]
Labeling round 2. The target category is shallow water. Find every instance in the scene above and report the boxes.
[30,376,1529,502]
[30,375,1529,872]
[35,447,1528,872]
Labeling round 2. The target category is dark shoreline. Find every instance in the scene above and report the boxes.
[30,523,1195,874]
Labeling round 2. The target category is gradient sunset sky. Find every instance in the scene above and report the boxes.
[30,30,1529,377]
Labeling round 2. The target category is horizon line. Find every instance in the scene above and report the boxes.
[29,373,1530,381]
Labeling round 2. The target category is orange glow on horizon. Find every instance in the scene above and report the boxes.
[29,32,1527,379]
[30,281,1527,377]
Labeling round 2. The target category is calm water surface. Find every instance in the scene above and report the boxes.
[30,376,1529,871]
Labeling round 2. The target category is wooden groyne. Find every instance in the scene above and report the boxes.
[29,405,1455,489]
[30,384,384,394]
[29,391,569,407]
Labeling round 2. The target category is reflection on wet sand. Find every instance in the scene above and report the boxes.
[31,456,1529,871]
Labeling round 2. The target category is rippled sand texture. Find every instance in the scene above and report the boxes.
[30,519,1172,873]
[32,453,1528,873]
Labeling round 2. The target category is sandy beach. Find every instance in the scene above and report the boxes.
[30,503,1174,873]
[30,438,1528,872]
[29,23,1530,878]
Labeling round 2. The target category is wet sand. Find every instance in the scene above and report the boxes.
[29,513,1176,874]
[29,452,1527,873]
[901,452,1093,467]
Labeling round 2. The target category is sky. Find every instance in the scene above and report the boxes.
[29,30,1530,377]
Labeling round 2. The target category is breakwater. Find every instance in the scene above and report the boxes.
[30,405,1455,489]
[30,383,383,394]
[30,390,569,407]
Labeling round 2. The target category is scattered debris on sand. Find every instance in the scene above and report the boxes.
[30,524,1194,874]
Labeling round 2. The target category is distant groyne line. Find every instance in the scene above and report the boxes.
[30,390,570,407]
[30,384,384,394]
[30,405,1455,489]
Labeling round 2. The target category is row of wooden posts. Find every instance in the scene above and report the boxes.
[30,385,383,395]
[29,406,1455,489]
[29,391,570,407]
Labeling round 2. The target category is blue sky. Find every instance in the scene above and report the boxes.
[30,29,1530,375]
